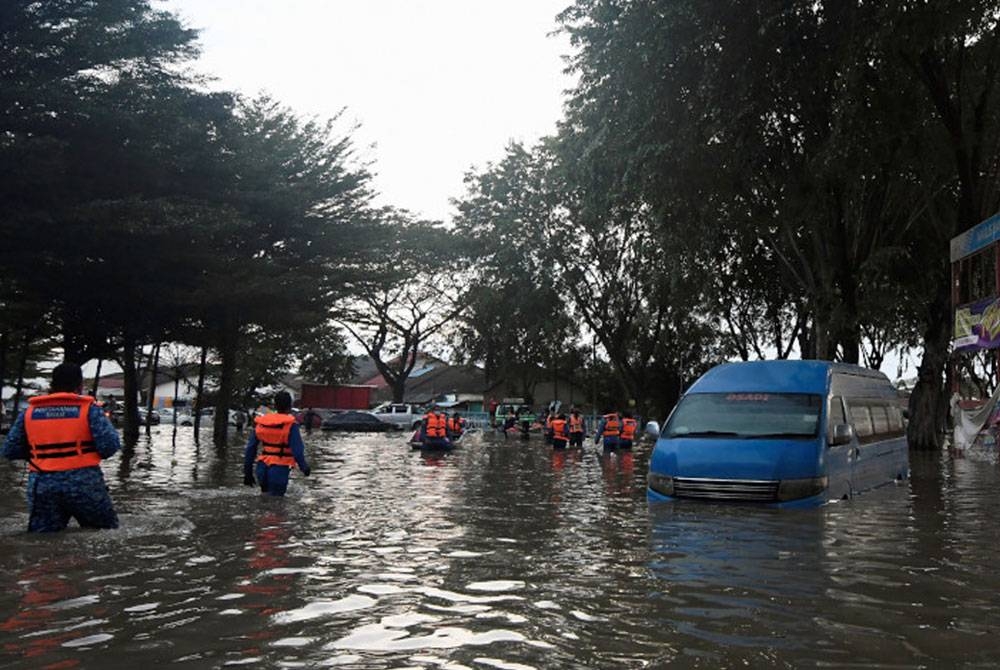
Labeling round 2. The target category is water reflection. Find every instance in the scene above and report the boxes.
[0,429,999,667]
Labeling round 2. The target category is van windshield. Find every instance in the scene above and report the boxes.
[664,393,822,439]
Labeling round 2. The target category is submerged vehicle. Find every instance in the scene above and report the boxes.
[321,411,393,432]
[646,360,909,508]
[370,402,424,430]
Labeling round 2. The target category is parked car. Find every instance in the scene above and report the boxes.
[321,411,393,432]
[157,408,193,426]
[294,408,329,429]
[138,408,160,426]
[109,406,160,426]
[368,402,423,430]
[198,408,244,426]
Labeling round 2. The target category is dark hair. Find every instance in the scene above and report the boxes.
[274,391,292,413]
[51,362,84,393]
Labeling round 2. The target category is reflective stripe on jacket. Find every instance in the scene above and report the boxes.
[24,393,101,472]
[569,415,584,433]
[255,413,296,467]
[620,418,637,441]
[602,413,621,437]
[425,413,447,438]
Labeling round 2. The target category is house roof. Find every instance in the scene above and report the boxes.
[350,353,450,387]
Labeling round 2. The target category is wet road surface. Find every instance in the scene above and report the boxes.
[1,428,999,668]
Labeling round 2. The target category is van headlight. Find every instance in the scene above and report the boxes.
[777,476,828,501]
[647,472,675,496]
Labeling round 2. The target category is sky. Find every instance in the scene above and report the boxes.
[163,0,577,224]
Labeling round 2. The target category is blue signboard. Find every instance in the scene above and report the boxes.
[951,212,1000,262]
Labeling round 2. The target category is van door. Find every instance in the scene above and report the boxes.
[825,395,853,500]
[850,401,907,494]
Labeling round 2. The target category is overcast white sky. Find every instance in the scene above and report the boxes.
[163,0,576,223]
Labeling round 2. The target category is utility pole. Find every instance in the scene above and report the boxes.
[591,335,597,426]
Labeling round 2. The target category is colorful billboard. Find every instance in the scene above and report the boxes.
[954,296,1000,350]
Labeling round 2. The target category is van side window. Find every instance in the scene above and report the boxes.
[849,404,874,438]
[870,405,890,435]
[828,396,846,430]
[887,406,903,432]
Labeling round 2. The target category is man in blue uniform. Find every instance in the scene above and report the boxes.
[243,391,310,496]
[2,363,120,532]
[593,409,622,450]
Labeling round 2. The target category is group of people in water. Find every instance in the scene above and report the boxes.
[412,404,642,452]
[3,362,642,532]
[413,409,467,449]
[1,362,317,532]
[496,405,640,450]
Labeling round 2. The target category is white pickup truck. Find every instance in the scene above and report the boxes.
[368,403,423,430]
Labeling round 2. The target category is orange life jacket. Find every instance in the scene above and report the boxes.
[24,393,101,472]
[602,413,621,437]
[620,418,637,440]
[551,418,568,440]
[447,417,464,434]
[425,412,447,438]
[255,413,297,467]
[569,415,584,433]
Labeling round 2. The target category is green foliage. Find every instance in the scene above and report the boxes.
[336,209,464,402]
[297,324,355,386]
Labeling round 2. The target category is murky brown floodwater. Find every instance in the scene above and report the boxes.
[1,427,999,669]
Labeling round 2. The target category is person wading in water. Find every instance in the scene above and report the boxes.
[244,391,310,496]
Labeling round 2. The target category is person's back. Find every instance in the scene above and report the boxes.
[551,414,569,449]
[2,362,120,532]
[569,410,586,448]
[619,413,637,449]
[422,409,450,448]
[244,391,310,496]
[595,410,622,449]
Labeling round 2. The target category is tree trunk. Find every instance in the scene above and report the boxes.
[61,311,88,366]
[120,340,140,447]
[145,342,160,437]
[907,287,951,450]
[90,358,103,397]
[12,331,32,420]
[193,345,207,435]
[0,332,8,418]
[213,325,237,447]
[391,377,406,403]
[838,274,860,364]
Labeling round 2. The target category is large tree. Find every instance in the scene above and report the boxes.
[337,212,464,403]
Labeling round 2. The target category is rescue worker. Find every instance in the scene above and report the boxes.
[502,408,518,440]
[594,409,621,450]
[244,391,310,496]
[551,413,569,449]
[619,412,638,449]
[447,412,466,441]
[519,406,535,439]
[421,406,451,449]
[568,408,586,448]
[543,411,554,445]
[2,362,120,532]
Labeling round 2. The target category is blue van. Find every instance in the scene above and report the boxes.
[646,360,909,508]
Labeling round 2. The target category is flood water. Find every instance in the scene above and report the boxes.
[2,428,1000,669]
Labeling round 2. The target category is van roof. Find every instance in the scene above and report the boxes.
[688,360,888,395]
